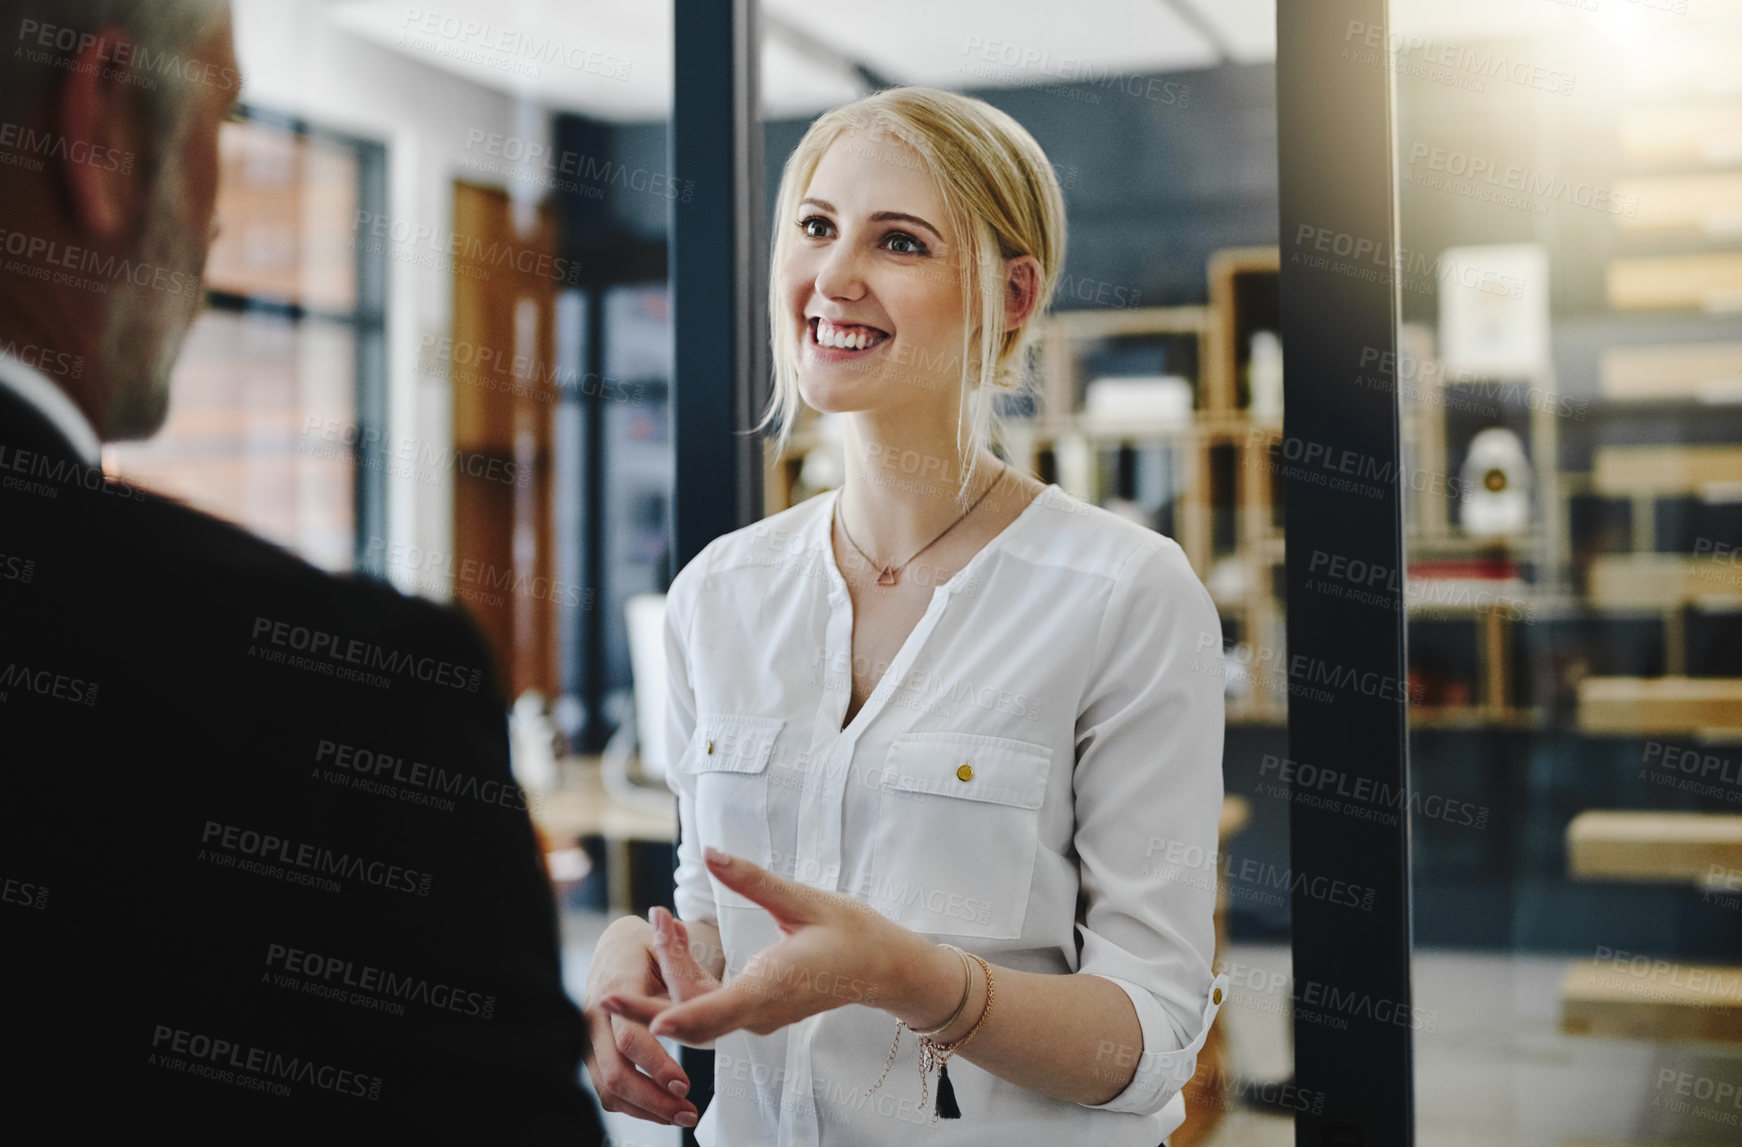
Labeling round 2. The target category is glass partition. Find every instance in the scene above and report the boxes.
[1386,1,1742,1141]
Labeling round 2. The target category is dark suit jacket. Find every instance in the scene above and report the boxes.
[0,387,602,1144]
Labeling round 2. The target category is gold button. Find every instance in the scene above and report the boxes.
[1213,988,1223,1005]
[705,740,715,755]
[956,763,973,782]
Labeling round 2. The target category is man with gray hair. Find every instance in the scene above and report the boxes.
[0,3,606,1140]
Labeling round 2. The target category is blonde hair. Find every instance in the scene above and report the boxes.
[763,86,1068,502]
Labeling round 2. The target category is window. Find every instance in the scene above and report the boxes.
[104,109,387,573]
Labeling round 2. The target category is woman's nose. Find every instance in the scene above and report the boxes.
[812,240,867,302]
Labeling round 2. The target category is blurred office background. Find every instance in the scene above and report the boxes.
[85,1,1742,1143]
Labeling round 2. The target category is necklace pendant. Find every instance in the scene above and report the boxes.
[876,566,899,587]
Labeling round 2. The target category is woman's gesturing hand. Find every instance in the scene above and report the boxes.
[598,847,926,1046]
[582,909,717,1127]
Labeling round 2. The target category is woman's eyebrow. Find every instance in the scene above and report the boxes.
[799,198,943,242]
[870,211,942,241]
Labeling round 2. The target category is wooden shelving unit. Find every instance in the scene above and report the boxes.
[1394,328,1555,725]
[1395,67,1742,736]
[1566,20,1742,738]
[1011,250,1284,722]
[1552,30,1742,1051]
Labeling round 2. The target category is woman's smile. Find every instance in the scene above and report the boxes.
[806,315,893,362]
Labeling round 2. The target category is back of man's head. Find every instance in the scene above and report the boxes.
[1,1,228,145]
[0,0,234,443]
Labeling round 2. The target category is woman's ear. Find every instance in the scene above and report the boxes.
[1004,255,1042,332]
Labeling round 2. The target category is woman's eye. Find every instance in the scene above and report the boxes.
[798,216,832,238]
[885,232,927,256]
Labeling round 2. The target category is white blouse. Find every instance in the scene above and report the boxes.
[662,483,1230,1147]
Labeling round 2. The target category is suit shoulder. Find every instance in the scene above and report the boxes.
[77,488,489,666]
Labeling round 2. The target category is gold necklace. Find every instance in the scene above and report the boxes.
[834,464,1008,588]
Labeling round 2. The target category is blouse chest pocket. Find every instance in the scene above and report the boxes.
[863,732,1052,941]
[676,714,783,911]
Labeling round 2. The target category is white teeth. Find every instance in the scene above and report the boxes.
[815,317,883,351]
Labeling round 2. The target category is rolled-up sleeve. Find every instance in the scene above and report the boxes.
[662,544,717,927]
[1072,539,1230,1117]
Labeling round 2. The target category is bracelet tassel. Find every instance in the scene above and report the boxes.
[936,1062,960,1119]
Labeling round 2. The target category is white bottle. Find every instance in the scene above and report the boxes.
[509,690,560,793]
[1249,331,1283,421]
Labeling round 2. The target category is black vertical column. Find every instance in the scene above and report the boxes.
[670,2,765,1140]
[672,0,765,573]
[1277,2,1415,1144]
[579,287,607,749]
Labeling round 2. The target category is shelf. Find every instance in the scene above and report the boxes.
[1577,676,1742,736]
[1072,417,1196,442]
[1560,958,1742,1044]
[1608,252,1742,311]
[1406,535,1544,561]
[1008,413,1280,444]
[1225,704,1551,730]
[1563,1141,1735,1147]
[1403,590,1742,620]
[1589,554,1742,607]
[1614,172,1742,236]
[1600,341,1742,403]
[1225,702,1286,727]
[1410,706,1544,731]
[1617,101,1742,168]
[1044,305,1208,340]
[1406,579,1531,619]
[1035,306,1214,441]
[1591,444,1742,496]
[1567,811,1742,886]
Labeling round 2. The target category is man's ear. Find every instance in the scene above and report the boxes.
[1004,255,1042,332]
[56,27,148,240]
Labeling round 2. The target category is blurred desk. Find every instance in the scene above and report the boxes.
[532,755,677,917]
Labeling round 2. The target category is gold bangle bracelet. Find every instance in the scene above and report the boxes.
[934,951,995,1056]
[911,944,974,1038]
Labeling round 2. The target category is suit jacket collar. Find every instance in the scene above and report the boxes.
[0,382,92,468]
[0,352,101,466]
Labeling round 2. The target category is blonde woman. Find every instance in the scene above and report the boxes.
[583,86,1228,1146]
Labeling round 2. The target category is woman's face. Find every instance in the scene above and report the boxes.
[778,130,968,419]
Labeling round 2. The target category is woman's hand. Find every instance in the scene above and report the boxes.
[598,847,953,1046]
[582,910,716,1127]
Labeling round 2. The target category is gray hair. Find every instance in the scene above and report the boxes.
[0,0,230,175]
